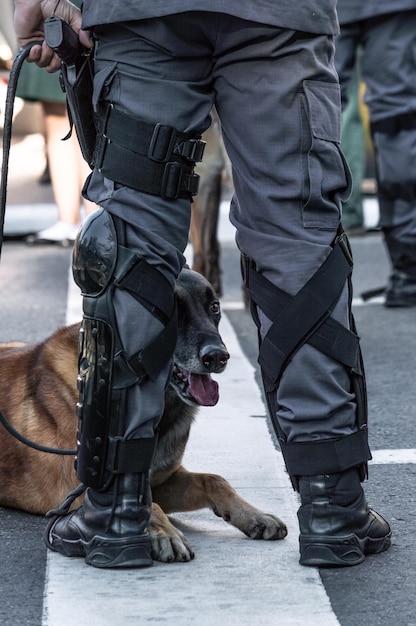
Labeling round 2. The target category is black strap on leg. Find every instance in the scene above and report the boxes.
[247,231,356,392]
[278,430,371,477]
[371,111,416,136]
[1,42,43,263]
[244,258,361,375]
[112,250,178,384]
[74,209,178,386]
[94,104,205,199]
[242,229,371,486]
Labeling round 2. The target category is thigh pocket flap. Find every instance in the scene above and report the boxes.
[301,80,352,228]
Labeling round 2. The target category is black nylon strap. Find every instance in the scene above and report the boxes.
[1,42,43,263]
[99,140,200,199]
[113,255,177,382]
[279,428,372,476]
[128,308,178,382]
[245,263,360,372]
[258,236,353,391]
[103,105,205,163]
[262,381,368,485]
[95,104,204,199]
[107,435,158,474]
[115,255,175,323]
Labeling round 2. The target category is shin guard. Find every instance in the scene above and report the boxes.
[72,208,177,489]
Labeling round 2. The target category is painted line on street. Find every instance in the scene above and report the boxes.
[221,300,246,310]
[370,449,416,465]
[41,276,341,626]
[352,296,385,306]
[50,214,409,626]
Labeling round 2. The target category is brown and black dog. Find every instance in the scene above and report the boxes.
[190,111,232,298]
[0,268,286,562]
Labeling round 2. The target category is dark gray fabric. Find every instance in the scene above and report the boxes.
[337,0,416,25]
[81,1,339,34]
[335,11,416,271]
[84,14,358,444]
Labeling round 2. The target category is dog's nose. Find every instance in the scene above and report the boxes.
[200,344,230,372]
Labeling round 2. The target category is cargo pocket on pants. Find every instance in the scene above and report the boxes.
[300,80,352,229]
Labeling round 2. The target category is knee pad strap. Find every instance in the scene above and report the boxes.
[94,104,205,199]
[242,231,370,484]
[243,232,358,391]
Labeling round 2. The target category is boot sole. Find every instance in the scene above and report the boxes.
[47,528,153,569]
[86,536,153,568]
[299,531,392,567]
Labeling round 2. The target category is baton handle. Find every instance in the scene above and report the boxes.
[44,15,83,66]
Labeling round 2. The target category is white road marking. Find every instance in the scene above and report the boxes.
[352,296,385,306]
[222,300,246,310]
[370,449,416,465]
[43,284,340,626]
[43,196,404,625]
[65,263,82,325]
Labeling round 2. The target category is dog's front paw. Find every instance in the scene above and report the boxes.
[244,512,288,540]
[149,524,195,563]
[149,504,195,562]
[213,499,288,540]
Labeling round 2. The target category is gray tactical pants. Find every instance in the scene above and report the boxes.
[84,12,358,447]
[336,11,416,277]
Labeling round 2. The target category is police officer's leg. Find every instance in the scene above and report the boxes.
[361,12,416,306]
[334,27,366,232]
[214,19,391,566]
[45,18,212,568]
[45,208,179,568]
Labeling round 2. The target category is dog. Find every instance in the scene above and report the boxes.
[0,268,287,562]
[190,111,232,297]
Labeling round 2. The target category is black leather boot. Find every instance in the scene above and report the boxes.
[385,269,416,307]
[45,473,153,568]
[297,469,391,567]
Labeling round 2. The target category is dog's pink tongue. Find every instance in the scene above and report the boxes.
[189,373,219,406]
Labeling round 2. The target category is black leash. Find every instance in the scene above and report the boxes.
[44,482,87,548]
[0,43,77,457]
[0,42,43,262]
[0,409,76,455]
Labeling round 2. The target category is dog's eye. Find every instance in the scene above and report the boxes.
[210,301,221,315]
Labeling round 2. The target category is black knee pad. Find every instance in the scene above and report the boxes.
[72,208,176,488]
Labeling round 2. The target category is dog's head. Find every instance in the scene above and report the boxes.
[171,268,229,407]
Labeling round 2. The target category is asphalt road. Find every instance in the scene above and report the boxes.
[0,131,415,625]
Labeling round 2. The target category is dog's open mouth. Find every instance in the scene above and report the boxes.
[172,364,219,407]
